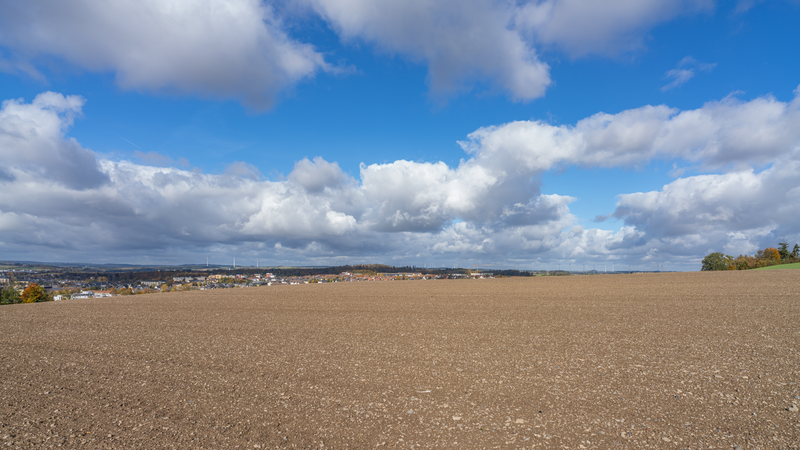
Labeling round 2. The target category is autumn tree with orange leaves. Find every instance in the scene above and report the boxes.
[20,283,52,303]
[756,247,781,262]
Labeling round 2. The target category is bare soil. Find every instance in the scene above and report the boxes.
[1,271,799,449]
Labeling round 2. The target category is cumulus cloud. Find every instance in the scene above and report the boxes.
[0,0,330,109]
[2,88,799,269]
[461,88,800,172]
[611,159,800,257]
[0,91,571,263]
[0,92,108,189]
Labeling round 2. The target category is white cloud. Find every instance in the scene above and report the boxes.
[0,0,330,109]
[289,157,350,193]
[304,0,714,100]
[610,160,800,257]
[0,0,719,105]
[662,69,696,91]
[661,56,717,91]
[0,92,108,189]
[515,0,713,56]
[461,87,800,172]
[2,88,799,269]
[723,230,769,257]
[0,91,571,263]
[305,0,551,100]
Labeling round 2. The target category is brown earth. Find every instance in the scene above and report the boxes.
[1,271,799,449]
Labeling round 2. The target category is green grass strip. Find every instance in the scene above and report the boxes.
[753,262,800,270]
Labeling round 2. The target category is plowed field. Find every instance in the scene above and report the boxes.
[2,271,799,448]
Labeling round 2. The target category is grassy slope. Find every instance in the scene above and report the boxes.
[753,262,800,270]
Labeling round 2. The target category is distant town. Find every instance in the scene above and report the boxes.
[0,261,644,304]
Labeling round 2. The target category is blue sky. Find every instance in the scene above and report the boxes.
[1,0,799,270]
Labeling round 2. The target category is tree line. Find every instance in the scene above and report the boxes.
[702,241,800,271]
[0,283,52,304]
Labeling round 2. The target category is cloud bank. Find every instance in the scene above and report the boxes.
[1,88,798,269]
[461,90,800,171]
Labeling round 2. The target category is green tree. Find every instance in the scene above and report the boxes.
[701,252,732,271]
[792,244,800,259]
[20,283,51,303]
[0,285,21,304]
[778,241,790,260]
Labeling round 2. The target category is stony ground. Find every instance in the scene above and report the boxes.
[1,271,799,449]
